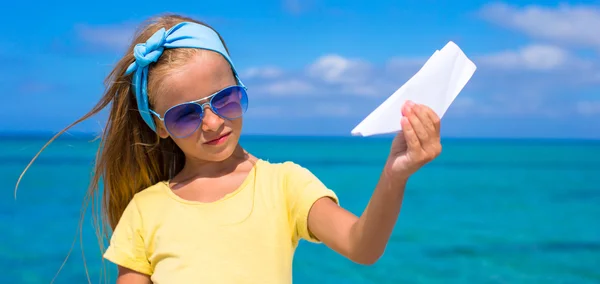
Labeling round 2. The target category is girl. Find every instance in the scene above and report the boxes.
[20,14,442,284]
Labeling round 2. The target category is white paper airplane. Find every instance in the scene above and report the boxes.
[351,41,477,136]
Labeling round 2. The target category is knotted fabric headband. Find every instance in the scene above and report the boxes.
[125,21,244,132]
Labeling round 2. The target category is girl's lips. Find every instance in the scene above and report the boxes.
[204,132,231,145]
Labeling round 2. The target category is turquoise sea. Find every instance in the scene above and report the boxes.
[2,134,599,283]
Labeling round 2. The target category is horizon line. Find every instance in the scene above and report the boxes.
[1,130,599,143]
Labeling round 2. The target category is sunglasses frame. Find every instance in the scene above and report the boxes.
[148,85,248,138]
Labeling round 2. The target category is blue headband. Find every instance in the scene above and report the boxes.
[124,21,244,132]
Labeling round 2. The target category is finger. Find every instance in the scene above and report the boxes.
[413,104,436,138]
[401,116,421,151]
[423,106,441,133]
[412,105,441,156]
[420,106,442,159]
[407,106,429,144]
[401,100,412,116]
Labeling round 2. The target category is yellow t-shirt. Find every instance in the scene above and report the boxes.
[103,159,339,284]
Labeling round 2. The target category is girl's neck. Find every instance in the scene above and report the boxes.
[179,145,252,179]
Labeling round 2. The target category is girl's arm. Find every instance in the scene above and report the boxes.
[116,266,152,284]
[308,174,406,265]
[308,102,441,265]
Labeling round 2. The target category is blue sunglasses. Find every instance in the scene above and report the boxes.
[149,85,248,138]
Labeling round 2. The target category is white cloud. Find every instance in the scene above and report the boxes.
[476,44,571,71]
[479,3,600,49]
[253,47,598,121]
[251,79,315,96]
[74,23,137,51]
[245,43,598,101]
[246,103,354,118]
[73,16,231,52]
[307,54,373,84]
[243,54,387,97]
[576,101,600,116]
[242,66,284,79]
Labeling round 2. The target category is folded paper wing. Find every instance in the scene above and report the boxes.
[351,41,477,136]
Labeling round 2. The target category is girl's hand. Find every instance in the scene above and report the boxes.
[385,101,442,183]
[306,101,442,265]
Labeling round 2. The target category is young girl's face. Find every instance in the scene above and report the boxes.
[153,50,243,162]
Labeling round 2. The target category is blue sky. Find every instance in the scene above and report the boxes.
[2,0,599,138]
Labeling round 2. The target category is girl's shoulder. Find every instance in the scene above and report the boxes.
[254,159,325,188]
[129,159,320,206]
[254,158,311,177]
[130,181,171,204]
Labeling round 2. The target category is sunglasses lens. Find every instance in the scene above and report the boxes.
[162,86,248,138]
[164,103,203,138]
[211,86,248,119]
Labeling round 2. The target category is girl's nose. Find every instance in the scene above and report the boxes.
[200,106,224,132]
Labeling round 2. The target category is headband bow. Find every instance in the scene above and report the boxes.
[124,22,244,132]
[126,28,167,73]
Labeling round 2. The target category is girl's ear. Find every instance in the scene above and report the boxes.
[156,123,170,139]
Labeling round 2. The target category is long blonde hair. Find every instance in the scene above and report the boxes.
[15,13,231,283]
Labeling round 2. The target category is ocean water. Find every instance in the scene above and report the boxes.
[2,134,599,283]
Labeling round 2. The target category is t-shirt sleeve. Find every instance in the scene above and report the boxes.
[103,197,152,275]
[283,162,339,243]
